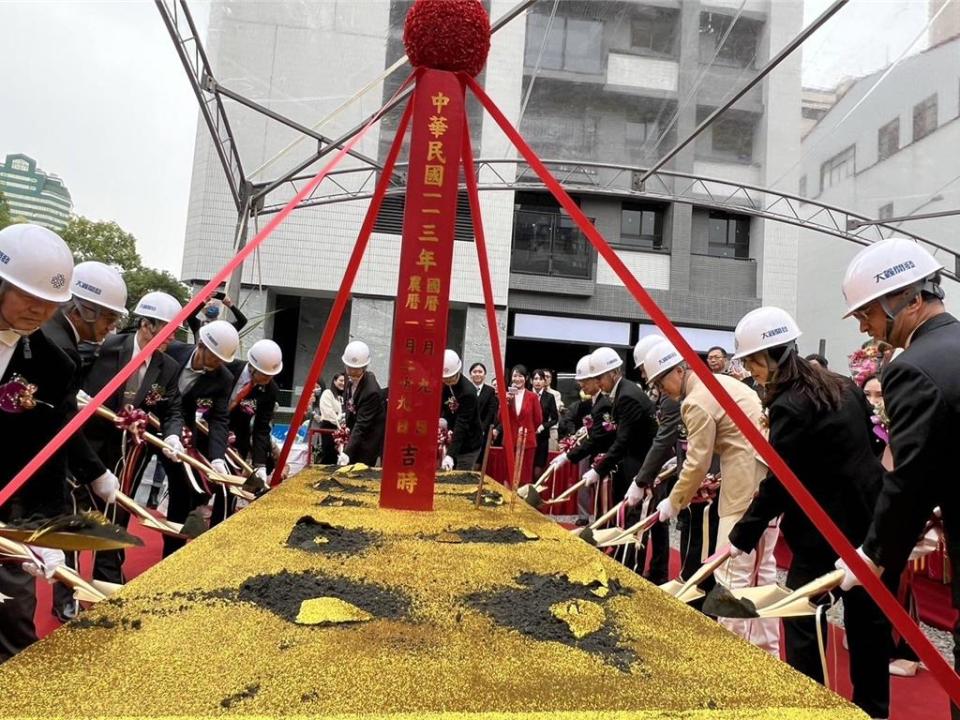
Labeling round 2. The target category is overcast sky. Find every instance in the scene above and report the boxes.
[0,0,933,276]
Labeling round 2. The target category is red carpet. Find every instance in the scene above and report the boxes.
[32,517,952,718]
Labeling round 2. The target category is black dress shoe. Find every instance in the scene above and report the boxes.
[53,602,79,623]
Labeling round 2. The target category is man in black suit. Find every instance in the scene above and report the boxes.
[0,224,78,661]
[42,260,127,620]
[439,350,482,471]
[581,347,656,503]
[834,240,960,718]
[161,320,239,556]
[468,362,498,465]
[82,291,185,583]
[212,339,282,525]
[338,340,385,467]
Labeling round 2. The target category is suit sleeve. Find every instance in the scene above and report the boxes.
[634,397,680,487]
[728,403,801,552]
[204,378,230,461]
[668,403,716,510]
[251,385,276,466]
[448,388,477,458]
[484,390,499,430]
[566,404,611,463]
[187,314,201,343]
[228,304,248,332]
[863,362,945,571]
[531,393,543,434]
[345,389,379,460]
[595,394,645,477]
[542,394,558,431]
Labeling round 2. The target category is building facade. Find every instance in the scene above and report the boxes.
[0,153,72,231]
[182,0,802,403]
[796,35,960,365]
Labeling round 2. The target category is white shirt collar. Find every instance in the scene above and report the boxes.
[0,329,19,348]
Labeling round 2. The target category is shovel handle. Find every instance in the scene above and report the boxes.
[673,547,732,599]
[600,512,659,547]
[533,464,555,490]
[545,476,588,504]
[0,537,107,602]
[761,569,845,616]
[588,500,624,530]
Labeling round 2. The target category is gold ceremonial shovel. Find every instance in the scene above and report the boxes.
[703,569,845,619]
[0,513,143,552]
[658,547,732,604]
[0,537,109,603]
[596,512,659,548]
[114,490,187,539]
[542,475,589,506]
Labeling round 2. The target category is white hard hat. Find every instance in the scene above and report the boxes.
[841,237,944,317]
[574,354,596,381]
[134,291,183,325]
[633,333,664,370]
[590,346,623,375]
[0,223,74,303]
[643,340,684,383]
[71,261,128,314]
[442,349,462,378]
[248,338,283,376]
[733,306,802,360]
[342,340,370,369]
[198,319,239,363]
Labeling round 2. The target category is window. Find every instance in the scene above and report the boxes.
[630,7,678,57]
[877,118,900,161]
[913,94,938,142]
[699,12,763,68]
[524,13,603,74]
[820,145,855,192]
[798,175,807,198]
[707,212,750,259]
[697,108,756,162]
[10,159,29,172]
[619,203,665,250]
[511,194,591,279]
[878,203,894,220]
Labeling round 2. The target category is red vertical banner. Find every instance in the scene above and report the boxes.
[379,70,465,511]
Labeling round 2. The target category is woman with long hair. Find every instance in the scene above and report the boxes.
[504,364,542,484]
[727,306,892,719]
[314,373,346,464]
[531,368,558,478]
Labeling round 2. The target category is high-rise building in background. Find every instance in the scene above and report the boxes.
[0,153,72,231]
[182,0,803,403]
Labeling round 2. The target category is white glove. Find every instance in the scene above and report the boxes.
[441,455,454,471]
[835,546,882,592]
[337,452,350,467]
[163,435,184,462]
[91,470,119,504]
[550,453,569,469]
[729,544,745,559]
[22,546,65,581]
[656,497,679,522]
[254,466,268,482]
[536,424,544,434]
[582,469,600,487]
[624,482,645,507]
[210,458,229,476]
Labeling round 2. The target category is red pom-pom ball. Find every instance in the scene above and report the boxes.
[403,0,491,77]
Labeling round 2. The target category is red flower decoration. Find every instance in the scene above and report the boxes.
[114,405,149,445]
[0,375,40,413]
[403,0,491,77]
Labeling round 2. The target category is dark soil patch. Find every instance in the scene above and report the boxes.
[237,569,410,623]
[70,615,142,631]
[433,526,537,544]
[285,516,380,555]
[326,468,382,482]
[443,490,504,506]
[316,495,366,508]
[311,477,374,494]
[436,470,482,485]
[464,572,638,672]
[220,683,260,709]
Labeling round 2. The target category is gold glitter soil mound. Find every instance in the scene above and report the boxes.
[0,466,866,720]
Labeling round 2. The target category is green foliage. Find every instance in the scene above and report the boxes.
[59,216,142,272]
[59,214,187,313]
[0,189,11,230]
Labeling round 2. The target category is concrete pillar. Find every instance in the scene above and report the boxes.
[348,296,395,383]
[462,305,508,376]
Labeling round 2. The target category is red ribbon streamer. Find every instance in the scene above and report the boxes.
[0,72,417,513]
[464,74,960,704]
[459,114,516,494]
